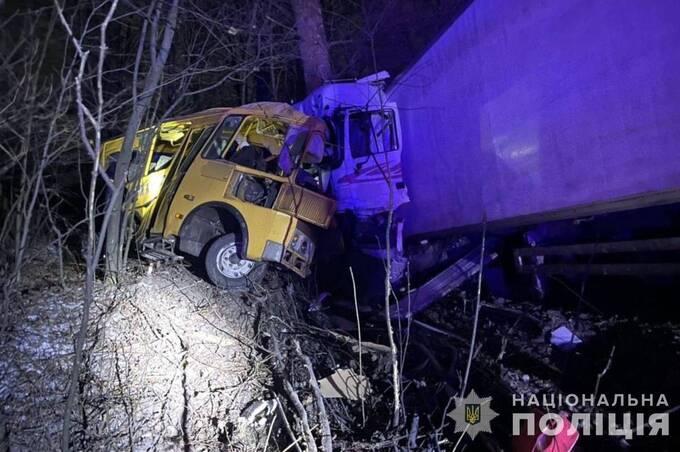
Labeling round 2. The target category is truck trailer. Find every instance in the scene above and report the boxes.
[388,0,680,237]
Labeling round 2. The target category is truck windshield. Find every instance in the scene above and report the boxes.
[349,109,398,158]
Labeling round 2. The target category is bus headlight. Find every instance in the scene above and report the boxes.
[290,229,314,260]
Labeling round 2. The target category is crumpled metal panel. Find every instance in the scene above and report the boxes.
[275,184,336,228]
[389,0,680,236]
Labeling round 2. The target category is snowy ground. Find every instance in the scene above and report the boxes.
[1,261,271,450]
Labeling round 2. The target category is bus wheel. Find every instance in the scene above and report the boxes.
[205,233,266,289]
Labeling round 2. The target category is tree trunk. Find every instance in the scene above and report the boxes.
[105,0,179,279]
[290,0,333,93]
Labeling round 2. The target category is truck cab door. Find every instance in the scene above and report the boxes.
[331,102,409,216]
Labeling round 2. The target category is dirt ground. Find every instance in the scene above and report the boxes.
[1,261,271,450]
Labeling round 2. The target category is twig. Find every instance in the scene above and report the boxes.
[349,266,366,427]
[281,425,320,452]
[275,394,303,452]
[408,414,419,450]
[412,319,468,344]
[592,345,616,410]
[400,262,413,395]
[496,317,521,363]
[460,214,487,398]
[262,413,277,451]
[281,433,306,452]
[548,275,604,314]
[451,422,471,452]
[307,326,392,353]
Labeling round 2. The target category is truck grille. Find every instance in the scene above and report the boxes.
[275,185,335,228]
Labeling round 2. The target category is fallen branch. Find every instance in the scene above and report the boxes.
[293,339,333,452]
[283,380,317,452]
[309,327,392,353]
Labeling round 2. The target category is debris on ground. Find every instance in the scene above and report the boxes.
[2,253,679,451]
[390,243,498,319]
[318,368,370,401]
[550,325,583,349]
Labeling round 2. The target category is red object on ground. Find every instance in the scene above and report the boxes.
[512,410,579,452]
[536,414,579,452]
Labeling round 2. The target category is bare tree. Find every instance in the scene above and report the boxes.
[105,0,180,279]
[0,8,79,325]
[52,0,126,448]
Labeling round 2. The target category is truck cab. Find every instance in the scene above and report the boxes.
[296,72,410,279]
[102,103,336,288]
[297,72,409,216]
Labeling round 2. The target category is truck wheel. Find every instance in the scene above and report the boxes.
[205,234,266,289]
